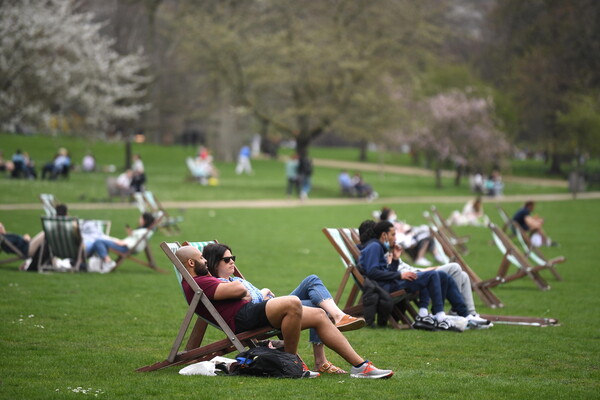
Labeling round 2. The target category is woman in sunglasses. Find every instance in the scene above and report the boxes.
[202,242,365,375]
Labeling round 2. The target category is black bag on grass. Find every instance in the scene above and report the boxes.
[232,346,304,378]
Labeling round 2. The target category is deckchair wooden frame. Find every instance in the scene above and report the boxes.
[137,241,281,372]
[430,226,560,326]
[0,233,28,265]
[322,227,418,330]
[429,206,469,254]
[38,216,85,272]
[429,226,504,309]
[109,211,165,273]
[481,223,554,291]
[511,220,565,279]
[133,191,182,235]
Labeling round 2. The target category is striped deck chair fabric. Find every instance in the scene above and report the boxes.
[39,216,84,272]
[40,194,57,217]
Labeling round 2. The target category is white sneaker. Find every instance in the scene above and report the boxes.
[350,361,393,379]
[415,258,432,267]
[87,256,103,273]
[101,260,117,274]
[19,258,33,271]
[466,314,493,329]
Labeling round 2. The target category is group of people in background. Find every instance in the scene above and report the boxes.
[0,202,155,273]
[469,169,504,197]
[338,170,378,201]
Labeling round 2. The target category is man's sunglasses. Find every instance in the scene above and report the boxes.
[221,256,236,263]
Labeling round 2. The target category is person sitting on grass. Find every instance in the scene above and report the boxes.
[86,212,155,273]
[358,220,485,332]
[175,245,394,379]
[202,242,365,375]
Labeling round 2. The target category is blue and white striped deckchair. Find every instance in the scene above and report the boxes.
[137,240,280,372]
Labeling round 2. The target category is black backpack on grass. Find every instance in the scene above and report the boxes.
[232,345,305,378]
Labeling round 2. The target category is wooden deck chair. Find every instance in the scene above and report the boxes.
[322,227,418,330]
[429,226,504,309]
[109,211,165,273]
[480,223,555,291]
[0,233,28,266]
[429,206,469,254]
[137,241,281,372]
[38,216,85,272]
[511,221,565,280]
[134,191,182,235]
[430,227,560,326]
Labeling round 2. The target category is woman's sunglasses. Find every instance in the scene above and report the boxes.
[221,256,236,263]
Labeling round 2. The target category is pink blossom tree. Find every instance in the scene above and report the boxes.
[410,89,510,188]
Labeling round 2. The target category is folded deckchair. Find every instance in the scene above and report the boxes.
[428,206,469,254]
[322,227,418,330]
[38,216,85,272]
[137,241,281,372]
[429,226,504,309]
[511,220,565,279]
[133,191,182,235]
[109,211,165,273]
[480,223,555,291]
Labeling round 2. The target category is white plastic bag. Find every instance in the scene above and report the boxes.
[179,356,236,376]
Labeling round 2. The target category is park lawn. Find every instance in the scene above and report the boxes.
[0,134,568,205]
[0,199,599,399]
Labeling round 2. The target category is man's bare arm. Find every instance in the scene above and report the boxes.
[213,280,248,300]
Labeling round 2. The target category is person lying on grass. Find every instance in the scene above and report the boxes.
[202,242,365,375]
[175,245,393,379]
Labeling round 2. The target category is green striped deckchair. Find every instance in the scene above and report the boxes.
[39,216,84,272]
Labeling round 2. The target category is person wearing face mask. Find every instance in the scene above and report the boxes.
[358,220,475,332]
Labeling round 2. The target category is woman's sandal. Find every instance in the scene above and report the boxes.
[317,361,347,374]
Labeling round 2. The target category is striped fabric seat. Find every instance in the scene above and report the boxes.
[40,216,84,272]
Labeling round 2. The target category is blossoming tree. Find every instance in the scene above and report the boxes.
[0,0,150,134]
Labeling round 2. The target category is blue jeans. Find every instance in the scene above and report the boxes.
[86,239,127,259]
[289,274,333,344]
[417,271,468,317]
[385,270,466,316]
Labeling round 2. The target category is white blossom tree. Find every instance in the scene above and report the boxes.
[0,0,150,134]
[410,89,510,188]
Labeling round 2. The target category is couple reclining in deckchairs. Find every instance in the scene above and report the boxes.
[138,240,393,379]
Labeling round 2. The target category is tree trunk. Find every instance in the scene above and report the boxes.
[358,140,368,162]
[435,164,442,189]
[454,164,463,186]
[548,152,562,175]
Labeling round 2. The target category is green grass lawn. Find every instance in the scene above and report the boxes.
[0,133,598,399]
